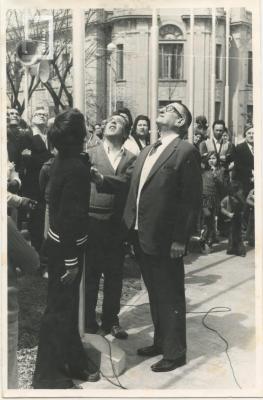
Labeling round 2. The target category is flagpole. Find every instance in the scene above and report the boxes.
[150,8,159,144]
[72,9,86,336]
[188,9,194,144]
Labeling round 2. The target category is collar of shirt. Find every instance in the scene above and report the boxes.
[157,132,179,148]
[103,141,125,171]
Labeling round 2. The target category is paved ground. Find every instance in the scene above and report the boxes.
[81,242,259,395]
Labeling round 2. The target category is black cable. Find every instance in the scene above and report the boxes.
[120,303,242,389]
[84,336,128,390]
[191,306,242,389]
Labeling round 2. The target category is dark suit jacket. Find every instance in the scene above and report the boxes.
[22,134,52,200]
[233,141,254,196]
[123,137,202,256]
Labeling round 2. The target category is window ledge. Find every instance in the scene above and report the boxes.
[159,79,186,82]
[116,79,126,83]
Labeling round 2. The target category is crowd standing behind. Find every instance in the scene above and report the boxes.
[6,103,254,388]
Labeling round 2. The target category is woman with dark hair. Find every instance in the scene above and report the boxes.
[124,114,150,156]
[33,109,99,389]
[200,151,225,251]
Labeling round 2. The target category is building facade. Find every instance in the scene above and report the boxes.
[7,7,253,143]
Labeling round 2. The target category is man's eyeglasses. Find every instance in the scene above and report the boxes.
[162,105,183,119]
[35,113,48,117]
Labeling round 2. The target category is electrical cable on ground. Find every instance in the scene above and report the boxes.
[119,303,242,389]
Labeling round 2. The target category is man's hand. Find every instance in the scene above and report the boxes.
[90,166,104,185]
[170,241,186,259]
[228,212,234,219]
[20,197,37,212]
[60,267,79,285]
[21,149,31,156]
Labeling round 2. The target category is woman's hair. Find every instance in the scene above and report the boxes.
[49,108,86,153]
[131,115,150,137]
[243,124,253,137]
[203,150,219,169]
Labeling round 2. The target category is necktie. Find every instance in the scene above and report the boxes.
[149,139,162,156]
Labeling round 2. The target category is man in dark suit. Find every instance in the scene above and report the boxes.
[85,114,136,339]
[21,107,52,252]
[123,102,202,372]
[233,125,254,198]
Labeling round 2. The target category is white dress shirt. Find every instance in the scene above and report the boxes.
[135,133,179,229]
[103,141,125,171]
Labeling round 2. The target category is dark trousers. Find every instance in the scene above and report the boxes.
[33,239,87,389]
[227,214,246,256]
[85,218,124,333]
[133,234,186,361]
[27,201,45,253]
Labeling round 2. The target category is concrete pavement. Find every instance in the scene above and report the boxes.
[81,242,260,395]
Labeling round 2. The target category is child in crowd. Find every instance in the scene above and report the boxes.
[246,188,255,247]
[200,151,225,251]
[220,181,246,257]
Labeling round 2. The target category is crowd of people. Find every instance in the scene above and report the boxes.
[7,103,254,389]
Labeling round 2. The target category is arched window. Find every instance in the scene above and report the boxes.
[159,24,184,80]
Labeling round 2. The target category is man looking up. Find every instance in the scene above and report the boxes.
[123,102,202,372]
[85,113,136,339]
[21,107,52,252]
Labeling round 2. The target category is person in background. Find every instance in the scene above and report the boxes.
[94,123,103,140]
[200,120,234,170]
[7,108,32,174]
[85,113,136,339]
[195,115,209,141]
[20,107,52,253]
[123,101,202,373]
[33,109,99,389]
[200,151,225,251]
[233,125,254,198]
[124,114,151,156]
[193,128,204,151]
[221,181,246,257]
[85,123,101,149]
[245,188,255,247]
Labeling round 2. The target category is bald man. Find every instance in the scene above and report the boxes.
[123,102,202,372]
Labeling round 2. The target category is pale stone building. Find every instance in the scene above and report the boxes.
[7,8,252,142]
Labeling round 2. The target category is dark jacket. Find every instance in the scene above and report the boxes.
[48,153,91,268]
[22,134,53,200]
[233,141,254,196]
[123,137,202,255]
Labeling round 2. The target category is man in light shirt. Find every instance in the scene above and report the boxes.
[123,102,202,372]
[200,120,234,168]
[85,114,136,339]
